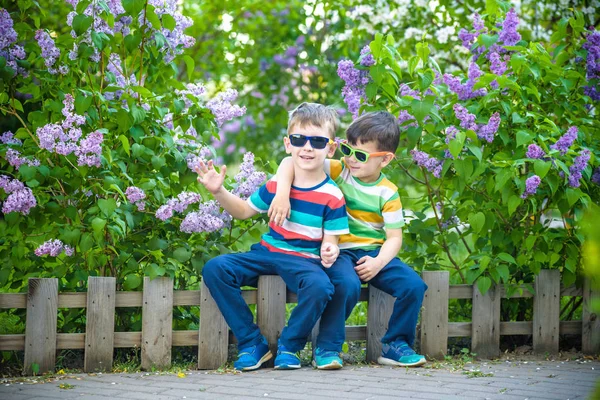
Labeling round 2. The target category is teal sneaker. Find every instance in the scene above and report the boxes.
[274,342,301,370]
[378,340,426,367]
[312,347,343,370]
[234,337,272,371]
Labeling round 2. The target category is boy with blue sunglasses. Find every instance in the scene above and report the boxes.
[197,103,349,371]
[269,111,428,369]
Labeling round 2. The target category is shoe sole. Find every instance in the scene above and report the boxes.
[274,363,301,370]
[239,351,273,371]
[312,360,343,370]
[377,356,427,367]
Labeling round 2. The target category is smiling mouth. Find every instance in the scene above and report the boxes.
[299,155,314,160]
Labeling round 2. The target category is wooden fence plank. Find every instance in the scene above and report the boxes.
[472,285,501,359]
[0,334,25,350]
[582,278,600,354]
[366,285,394,363]
[533,270,560,354]
[257,276,286,367]
[84,277,116,372]
[0,293,27,308]
[141,277,173,370]
[24,278,58,375]
[198,281,228,369]
[420,271,449,359]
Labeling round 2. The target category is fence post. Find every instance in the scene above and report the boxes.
[198,281,228,369]
[23,278,58,375]
[533,269,560,354]
[420,271,449,359]
[366,285,394,363]
[471,284,500,359]
[141,277,173,370]
[84,277,116,372]
[582,277,600,355]
[257,275,286,367]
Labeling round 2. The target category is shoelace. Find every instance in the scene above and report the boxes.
[318,350,339,358]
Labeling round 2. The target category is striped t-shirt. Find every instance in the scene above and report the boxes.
[247,176,349,259]
[325,159,404,250]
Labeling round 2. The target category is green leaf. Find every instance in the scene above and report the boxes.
[479,34,498,48]
[566,188,581,207]
[407,56,420,77]
[182,55,195,81]
[75,94,93,115]
[533,160,551,179]
[123,274,141,290]
[449,130,466,159]
[417,70,435,91]
[486,0,499,16]
[468,212,485,234]
[416,42,430,65]
[498,252,517,264]
[466,143,482,161]
[98,198,117,217]
[406,126,421,149]
[162,14,176,30]
[118,135,131,156]
[496,264,510,282]
[124,31,142,52]
[516,130,533,147]
[410,95,434,125]
[131,104,147,124]
[476,276,492,295]
[508,195,522,216]
[72,14,93,36]
[369,33,383,58]
[131,86,153,98]
[173,247,192,263]
[79,233,94,252]
[92,217,106,234]
[122,0,145,16]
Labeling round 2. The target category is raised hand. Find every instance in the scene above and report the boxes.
[195,160,227,195]
[320,242,339,268]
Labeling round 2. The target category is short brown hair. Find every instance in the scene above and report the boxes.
[346,111,400,153]
[288,102,340,139]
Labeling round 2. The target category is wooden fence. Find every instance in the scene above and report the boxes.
[0,270,598,375]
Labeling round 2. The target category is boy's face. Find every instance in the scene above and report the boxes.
[283,123,337,173]
[342,140,394,183]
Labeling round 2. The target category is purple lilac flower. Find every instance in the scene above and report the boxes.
[521,175,541,198]
[453,104,477,131]
[232,152,267,199]
[76,130,103,167]
[443,62,487,100]
[156,204,174,221]
[458,13,485,49]
[0,9,17,50]
[591,167,600,185]
[411,150,443,178]
[147,0,195,62]
[338,59,370,118]
[445,126,458,144]
[568,149,591,188]
[0,176,36,215]
[583,31,600,80]
[477,112,500,143]
[34,239,73,257]
[526,144,546,159]
[360,45,375,67]
[550,126,578,155]
[399,83,421,99]
[498,8,521,46]
[180,200,230,233]
[5,148,39,168]
[125,186,146,210]
[175,82,206,109]
[35,29,61,74]
[584,85,600,101]
[397,110,417,129]
[0,131,22,145]
[441,215,461,230]
[206,89,247,127]
[489,52,507,75]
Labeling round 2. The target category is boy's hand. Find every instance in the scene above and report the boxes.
[268,195,291,226]
[354,256,384,282]
[195,160,226,195]
[320,242,339,268]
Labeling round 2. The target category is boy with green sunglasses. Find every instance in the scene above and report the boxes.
[269,111,428,369]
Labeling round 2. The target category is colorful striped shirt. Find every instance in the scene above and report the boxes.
[247,176,349,258]
[325,159,404,250]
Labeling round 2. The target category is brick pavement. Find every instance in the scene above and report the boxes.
[1,359,598,400]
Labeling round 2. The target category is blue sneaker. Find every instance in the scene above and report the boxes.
[313,347,343,370]
[274,342,301,370]
[234,338,272,371]
[378,340,426,367]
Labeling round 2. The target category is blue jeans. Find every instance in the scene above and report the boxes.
[202,243,334,352]
[316,248,428,352]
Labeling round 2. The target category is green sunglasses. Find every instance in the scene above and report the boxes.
[339,141,394,163]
